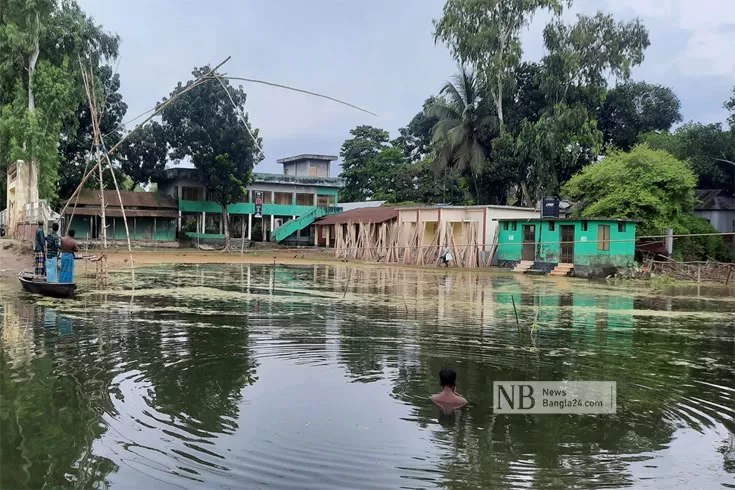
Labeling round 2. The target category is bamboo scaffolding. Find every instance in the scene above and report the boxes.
[59,57,232,220]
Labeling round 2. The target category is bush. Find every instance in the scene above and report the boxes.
[674,214,730,261]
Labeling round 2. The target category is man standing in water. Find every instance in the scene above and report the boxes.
[59,229,79,283]
[431,368,467,409]
[45,223,61,282]
[34,220,46,277]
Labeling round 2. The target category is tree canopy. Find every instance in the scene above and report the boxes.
[161,66,263,251]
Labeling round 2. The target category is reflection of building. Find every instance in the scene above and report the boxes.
[158,154,344,244]
[496,218,637,277]
[63,190,178,243]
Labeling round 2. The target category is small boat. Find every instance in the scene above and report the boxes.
[18,271,77,298]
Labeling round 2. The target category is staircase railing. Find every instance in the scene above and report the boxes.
[271,206,341,242]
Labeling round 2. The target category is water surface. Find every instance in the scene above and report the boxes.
[1,264,733,489]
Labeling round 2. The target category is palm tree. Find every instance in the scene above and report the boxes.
[427,66,498,197]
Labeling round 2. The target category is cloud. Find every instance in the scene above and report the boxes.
[602,0,735,79]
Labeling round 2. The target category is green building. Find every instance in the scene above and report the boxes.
[158,154,344,244]
[62,190,178,243]
[496,218,637,277]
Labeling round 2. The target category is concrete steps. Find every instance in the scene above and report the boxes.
[512,260,534,273]
[549,263,574,277]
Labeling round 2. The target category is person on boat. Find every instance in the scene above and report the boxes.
[34,220,46,278]
[45,223,61,282]
[59,229,79,283]
[431,368,467,410]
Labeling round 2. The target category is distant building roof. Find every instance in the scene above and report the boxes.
[277,154,338,164]
[695,189,735,211]
[65,190,178,209]
[338,201,386,211]
[496,217,638,222]
[316,206,398,225]
[396,204,535,212]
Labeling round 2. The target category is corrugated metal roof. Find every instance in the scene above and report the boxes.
[69,208,178,218]
[695,189,735,210]
[315,207,398,225]
[339,201,386,211]
[65,190,178,209]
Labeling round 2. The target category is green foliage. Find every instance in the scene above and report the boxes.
[393,97,440,163]
[0,0,121,206]
[427,66,498,184]
[599,81,681,150]
[118,121,168,187]
[542,12,650,105]
[562,145,697,236]
[161,65,262,249]
[511,103,603,204]
[725,86,735,130]
[674,214,729,262]
[339,125,406,202]
[394,158,465,205]
[433,0,567,124]
[57,64,128,200]
[640,123,735,190]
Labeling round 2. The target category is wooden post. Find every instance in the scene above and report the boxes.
[98,151,107,248]
[133,217,137,239]
[153,217,157,242]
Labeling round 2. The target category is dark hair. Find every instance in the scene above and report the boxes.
[52,223,59,232]
[68,229,76,238]
[38,220,44,226]
[439,368,457,387]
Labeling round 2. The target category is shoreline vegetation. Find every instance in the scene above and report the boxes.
[2,239,732,288]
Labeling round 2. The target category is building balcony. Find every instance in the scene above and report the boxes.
[179,200,320,216]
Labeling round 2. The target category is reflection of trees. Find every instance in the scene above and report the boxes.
[0,304,118,489]
[141,318,257,435]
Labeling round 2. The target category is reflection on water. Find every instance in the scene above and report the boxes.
[1,264,733,489]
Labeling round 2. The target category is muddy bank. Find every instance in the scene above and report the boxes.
[0,239,347,278]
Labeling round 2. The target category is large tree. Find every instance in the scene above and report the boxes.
[427,66,498,202]
[393,97,440,163]
[161,66,263,252]
[598,81,681,151]
[433,0,567,126]
[641,123,735,192]
[562,145,697,236]
[339,125,407,202]
[561,144,727,260]
[0,0,119,205]
[57,64,128,200]
[117,121,168,188]
[542,12,650,106]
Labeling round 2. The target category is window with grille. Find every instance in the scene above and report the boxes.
[181,187,201,201]
[274,192,292,205]
[296,193,313,206]
[317,195,335,206]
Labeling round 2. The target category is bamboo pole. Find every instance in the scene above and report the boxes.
[79,54,137,280]
[59,57,232,219]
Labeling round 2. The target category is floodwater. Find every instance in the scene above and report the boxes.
[1,264,733,490]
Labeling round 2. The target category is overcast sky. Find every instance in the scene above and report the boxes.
[78,0,734,174]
